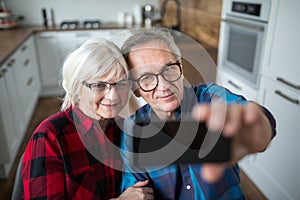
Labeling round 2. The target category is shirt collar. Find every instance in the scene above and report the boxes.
[68,106,94,136]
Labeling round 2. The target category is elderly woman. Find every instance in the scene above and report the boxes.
[22,38,153,199]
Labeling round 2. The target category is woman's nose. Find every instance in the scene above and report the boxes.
[104,86,119,99]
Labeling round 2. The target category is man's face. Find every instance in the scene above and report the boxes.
[128,42,184,119]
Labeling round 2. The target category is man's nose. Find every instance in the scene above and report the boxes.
[157,75,170,89]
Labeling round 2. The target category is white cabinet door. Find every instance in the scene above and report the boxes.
[0,56,22,178]
[2,53,25,143]
[242,76,300,200]
[35,32,61,95]
[262,0,300,93]
[0,36,42,178]
[57,30,111,62]
[107,29,132,48]
[13,36,41,132]
[0,61,18,164]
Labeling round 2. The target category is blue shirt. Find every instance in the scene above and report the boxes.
[120,83,276,200]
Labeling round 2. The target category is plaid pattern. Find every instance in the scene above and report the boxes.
[22,107,122,200]
[121,83,276,200]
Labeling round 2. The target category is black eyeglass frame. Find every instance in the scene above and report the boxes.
[82,80,132,94]
[131,61,182,92]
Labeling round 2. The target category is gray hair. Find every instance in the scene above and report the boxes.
[121,28,181,67]
[61,38,128,110]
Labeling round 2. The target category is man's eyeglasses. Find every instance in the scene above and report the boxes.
[82,80,132,95]
[132,62,182,92]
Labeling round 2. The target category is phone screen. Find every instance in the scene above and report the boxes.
[126,120,231,166]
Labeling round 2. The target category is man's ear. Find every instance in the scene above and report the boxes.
[134,89,141,97]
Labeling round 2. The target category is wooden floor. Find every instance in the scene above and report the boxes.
[0,97,267,200]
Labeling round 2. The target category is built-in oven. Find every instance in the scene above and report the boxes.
[217,0,271,93]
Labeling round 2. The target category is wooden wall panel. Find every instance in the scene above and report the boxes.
[159,0,222,63]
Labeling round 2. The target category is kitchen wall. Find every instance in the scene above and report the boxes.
[6,0,159,26]
[160,0,222,63]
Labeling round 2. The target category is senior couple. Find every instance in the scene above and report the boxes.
[22,28,276,200]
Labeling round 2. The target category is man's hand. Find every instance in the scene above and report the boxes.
[192,101,273,183]
[116,180,154,200]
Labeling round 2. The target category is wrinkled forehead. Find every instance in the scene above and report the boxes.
[128,42,177,68]
[127,42,179,79]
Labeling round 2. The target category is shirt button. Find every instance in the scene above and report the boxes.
[186,184,191,190]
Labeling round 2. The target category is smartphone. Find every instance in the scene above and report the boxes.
[129,120,231,166]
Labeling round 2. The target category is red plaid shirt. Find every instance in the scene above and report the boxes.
[22,107,122,200]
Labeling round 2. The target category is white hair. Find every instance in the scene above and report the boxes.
[61,38,128,110]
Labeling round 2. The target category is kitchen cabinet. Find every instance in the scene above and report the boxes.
[0,35,41,178]
[35,31,62,96]
[57,30,111,61]
[216,68,258,101]
[240,76,300,200]
[261,0,300,94]
[0,56,19,171]
[239,1,300,199]
[57,29,130,59]
[107,29,132,48]
[13,36,41,129]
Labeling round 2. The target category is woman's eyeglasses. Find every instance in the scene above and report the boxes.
[82,80,132,95]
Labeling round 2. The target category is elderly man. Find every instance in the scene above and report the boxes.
[120,28,276,199]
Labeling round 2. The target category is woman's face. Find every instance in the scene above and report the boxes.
[78,73,131,120]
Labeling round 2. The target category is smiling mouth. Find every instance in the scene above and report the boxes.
[99,102,119,107]
[158,93,175,99]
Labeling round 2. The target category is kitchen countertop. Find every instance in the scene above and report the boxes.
[0,26,35,66]
[0,24,128,66]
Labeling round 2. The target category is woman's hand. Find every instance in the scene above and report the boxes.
[116,180,154,200]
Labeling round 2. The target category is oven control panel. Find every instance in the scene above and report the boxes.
[232,2,261,16]
[223,0,271,22]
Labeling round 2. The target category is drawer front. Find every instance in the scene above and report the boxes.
[217,69,258,101]
[13,37,39,86]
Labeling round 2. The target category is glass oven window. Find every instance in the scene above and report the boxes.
[227,26,257,73]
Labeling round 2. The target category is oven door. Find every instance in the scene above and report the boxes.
[218,16,266,88]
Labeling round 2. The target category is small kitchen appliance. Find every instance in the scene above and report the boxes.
[0,0,18,29]
[60,21,80,29]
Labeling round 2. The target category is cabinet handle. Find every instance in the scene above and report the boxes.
[24,59,30,66]
[38,36,54,39]
[27,77,33,86]
[21,45,28,51]
[224,18,264,31]
[277,77,300,90]
[7,59,15,67]
[75,33,90,37]
[0,69,7,77]
[1,68,7,76]
[228,80,242,90]
[275,90,299,105]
